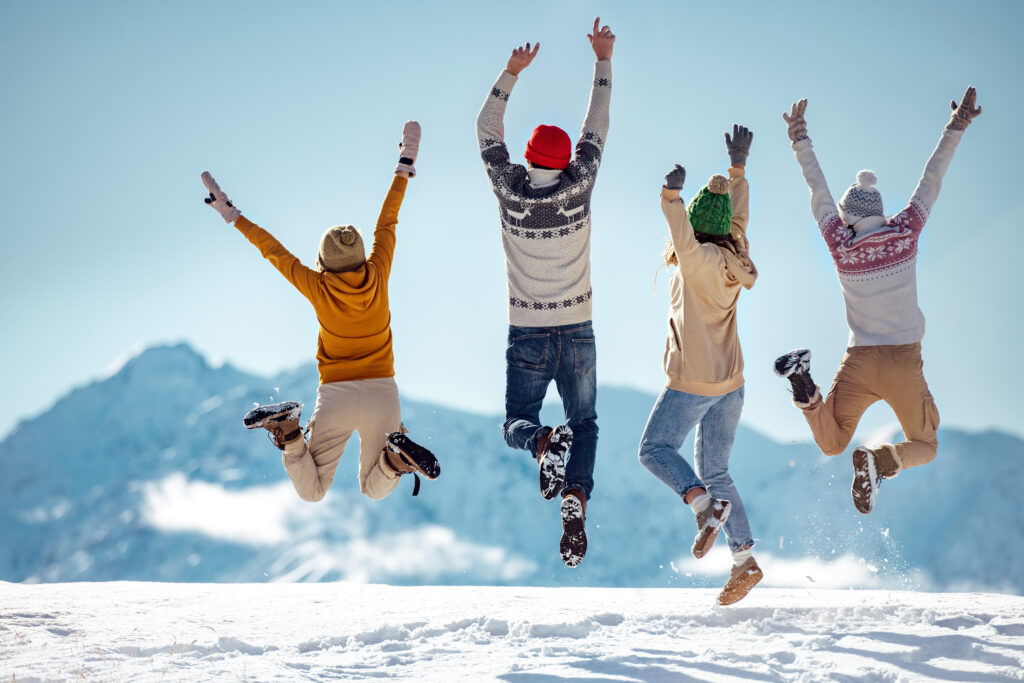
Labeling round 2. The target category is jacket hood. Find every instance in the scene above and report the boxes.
[321,263,382,311]
[719,235,758,290]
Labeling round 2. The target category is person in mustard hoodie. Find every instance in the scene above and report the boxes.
[638,126,762,606]
[200,121,440,502]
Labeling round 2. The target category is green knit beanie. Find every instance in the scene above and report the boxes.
[688,174,732,235]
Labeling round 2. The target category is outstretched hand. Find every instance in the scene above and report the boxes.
[948,86,982,131]
[395,121,420,178]
[783,99,809,143]
[201,171,241,223]
[664,164,686,191]
[725,124,753,167]
[588,17,615,61]
[506,42,539,76]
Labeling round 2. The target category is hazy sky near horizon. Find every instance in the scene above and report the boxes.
[2,0,1022,443]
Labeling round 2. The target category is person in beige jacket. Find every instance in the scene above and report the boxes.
[638,126,762,606]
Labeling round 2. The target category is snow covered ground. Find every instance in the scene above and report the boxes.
[3,583,1023,682]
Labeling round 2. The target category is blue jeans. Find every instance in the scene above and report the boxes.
[638,386,754,551]
[503,322,598,500]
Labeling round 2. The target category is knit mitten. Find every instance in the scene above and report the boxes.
[201,171,241,223]
[663,164,686,191]
[783,99,809,143]
[395,120,421,177]
[947,86,982,131]
[725,124,753,166]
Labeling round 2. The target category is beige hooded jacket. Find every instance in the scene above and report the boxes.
[660,167,757,396]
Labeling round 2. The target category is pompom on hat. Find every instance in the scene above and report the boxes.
[525,125,571,169]
[837,170,884,226]
[318,224,365,273]
[688,174,733,236]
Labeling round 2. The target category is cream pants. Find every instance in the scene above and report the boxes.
[282,377,402,501]
[802,343,940,470]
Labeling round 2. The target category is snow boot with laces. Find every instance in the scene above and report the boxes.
[718,557,763,606]
[774,348,819,406]
[851,444,901,514]
[383,432,441,496]
[243,401,303,449]
[692,497,732,559]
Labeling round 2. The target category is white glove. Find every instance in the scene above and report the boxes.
[201,171,241,223]
[395,121,420,177]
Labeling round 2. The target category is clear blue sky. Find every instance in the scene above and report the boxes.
[1,0,1021,442]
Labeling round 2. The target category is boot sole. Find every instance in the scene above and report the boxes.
[539,426,572,501]
[243,401,302,429]
[718,565,764,606]
[852,447,877,514]
[774,349,811,378]
[387,433,441,480]
[560,495,587,568]
[692,501,732,559]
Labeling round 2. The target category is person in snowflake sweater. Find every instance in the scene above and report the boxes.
[200,122,440,503]
[476,17,614,568]
[638,128,763,606]
[775,88,982,514]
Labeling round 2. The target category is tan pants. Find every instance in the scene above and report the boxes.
[802,343,940,470]
[282,377,403,501]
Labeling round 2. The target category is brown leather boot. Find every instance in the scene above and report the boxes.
[243,401,303,450]
[718,557,763,606]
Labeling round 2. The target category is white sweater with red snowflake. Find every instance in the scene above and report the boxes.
[792,127,963,346]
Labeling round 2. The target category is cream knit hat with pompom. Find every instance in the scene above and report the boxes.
[318,225,365,273]
[837,170,884,226]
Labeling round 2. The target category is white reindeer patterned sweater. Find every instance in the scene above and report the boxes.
[477,61,611,327]
[793,127,962,347]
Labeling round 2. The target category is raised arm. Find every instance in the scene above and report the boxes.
[661,165,715,276]
[476,43,538,182]
[571,18,614,174]
[201,171,319,301]
[368,122,419,278]
[784,99,847,254]
[724,124,752,239]
[892,87,981,233]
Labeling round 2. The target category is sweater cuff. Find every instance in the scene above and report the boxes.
[496,70,518,91]
[234,215,255,235]
[594,60,612,80]
[661,187,682,201]
[792,138,813,153]
[728,166,745,178]
[390,175,409,193]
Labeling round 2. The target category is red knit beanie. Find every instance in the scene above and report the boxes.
[525,125,571,169]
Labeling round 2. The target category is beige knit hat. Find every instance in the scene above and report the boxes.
[317,225,365,273]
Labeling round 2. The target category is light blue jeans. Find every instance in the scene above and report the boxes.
[638,386,754,552]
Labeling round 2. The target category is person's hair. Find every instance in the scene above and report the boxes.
[527,161,558,170]
[663,232,741,268]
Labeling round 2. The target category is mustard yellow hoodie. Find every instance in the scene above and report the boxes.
[660,168,757,396]
[234,176,407,383]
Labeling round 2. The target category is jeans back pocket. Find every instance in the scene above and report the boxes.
[509,333,549,370]
[572,337,596,376]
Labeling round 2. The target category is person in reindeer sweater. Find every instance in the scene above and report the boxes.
[201,122,440,503]
[476,17,614,567]
[638,127,763,606]
[775,88,982,513]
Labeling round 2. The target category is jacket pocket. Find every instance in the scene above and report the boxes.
[573,337,596,376]
[508,333,549,370]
